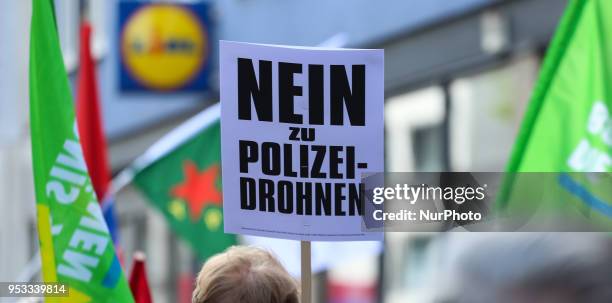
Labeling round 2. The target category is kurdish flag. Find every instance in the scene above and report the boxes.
[500,0,612,223]
[115,103,236,261]
[30,0,134,301]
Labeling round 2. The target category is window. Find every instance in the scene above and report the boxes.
[54,0,79,72]
[54,0,108,73]
[89,0,108,60]
[385,87,446,172]
[450,55,539,171]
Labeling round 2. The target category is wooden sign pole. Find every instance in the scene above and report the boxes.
[300,240,312,303]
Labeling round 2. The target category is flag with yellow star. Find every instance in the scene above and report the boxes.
[129,107,236,260]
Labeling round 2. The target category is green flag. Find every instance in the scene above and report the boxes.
[499,0,612,225]
[122,104,236,260]
[29,0,134,302]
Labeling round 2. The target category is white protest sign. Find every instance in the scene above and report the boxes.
[220,41,383,241]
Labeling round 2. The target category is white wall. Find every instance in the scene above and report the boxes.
[0,0,38,283]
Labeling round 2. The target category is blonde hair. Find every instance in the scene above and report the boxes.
[192,246,299,303]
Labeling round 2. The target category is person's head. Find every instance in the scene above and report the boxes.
[192,246,299,303]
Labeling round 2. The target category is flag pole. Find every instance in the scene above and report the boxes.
[300,240,312,303]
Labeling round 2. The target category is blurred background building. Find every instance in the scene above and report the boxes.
[0,0,571,302]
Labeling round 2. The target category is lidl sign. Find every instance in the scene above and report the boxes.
[119,2,211,92]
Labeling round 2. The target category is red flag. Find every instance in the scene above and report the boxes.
[76,21,111,201]
[129,252,153,303]
[76,21,123,249]
[177,272,195,303]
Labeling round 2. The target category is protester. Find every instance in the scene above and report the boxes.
[192,246,299,303]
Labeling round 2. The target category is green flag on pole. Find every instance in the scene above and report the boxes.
[499,0,612,224]
[117,103,237,261]
[29,0,134,301]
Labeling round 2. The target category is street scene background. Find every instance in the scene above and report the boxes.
[2,1,611,302]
